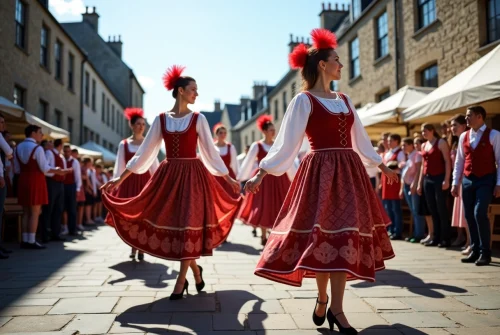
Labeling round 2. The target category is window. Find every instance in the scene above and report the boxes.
[54,40,63,81]
[291,82,297,97]
[103,139,108,148]
[274,100,279,120]
[282,91,287,118]
[251,130,255,142]
[95,134,100,145]
[67,117,73,140]
[15,0,26,49]
[68,53,74,90]
[112,105,115,130]
[417,0,436,30]
[13,85,25,107]
[376,12,389,59]
[106,98,110,126]
[38,100,48,121]
[421,63,438,87]
[40,26,49,67]
[101,93,106,121]
[91,79,96,111]
[90,130,95,142]
[54,109,62,127]
[244,135,248,147]
[487,0,500,43]
[377,90,391,102]
[83,126,89,143]
[349,37,360,79]
[84,72,89,105]
[352,0,361,20]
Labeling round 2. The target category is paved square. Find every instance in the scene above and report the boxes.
[0,222,499,334]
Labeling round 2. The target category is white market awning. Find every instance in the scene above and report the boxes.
[70,144,103,160]
[25,112,70,140]
[0,96,24,118]
[80,141,117,164]
[403,44,500,123]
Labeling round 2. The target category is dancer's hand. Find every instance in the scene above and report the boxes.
[417,185,422,196]
[224,175,241,194]
[451,185,459,197]
[442,179,450,191]
[102,177,123,193]
[244,169,267,194]
[380,165,398,185]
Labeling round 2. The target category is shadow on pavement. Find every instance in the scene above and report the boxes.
[217,240,262,255]
[114,290,266,333]
[107,260,178,288]
[351,269,467,298]
[317,323,435,334]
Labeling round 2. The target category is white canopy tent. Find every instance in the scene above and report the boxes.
[24,112,70,139]
[403,44,500,124]
[357,86,434,141]
[70,144,103,160]
[80,141,117,165]
[0,96,24,118]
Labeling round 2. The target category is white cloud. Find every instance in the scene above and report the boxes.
[49,0,85,17]
[137,75,156,91]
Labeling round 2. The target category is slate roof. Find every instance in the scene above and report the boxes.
[200,111,222,133]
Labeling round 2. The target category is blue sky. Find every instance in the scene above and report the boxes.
[50,0,350,123]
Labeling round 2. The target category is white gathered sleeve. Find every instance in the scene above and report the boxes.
[196,114,229,176]
[237,142,259,181]
[113,141,126,179]
[260,93,311,176]
[344,95,383,168]
[229,144,239,176]
[126,116,163,174]
[0,133,13,156]
[149,157,160,174]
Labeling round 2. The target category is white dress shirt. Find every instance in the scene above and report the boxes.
[126,113,229,176]
[13,138,52,174]
[65,157,82,191]
[0,133,13,177]
[113,138,160,179]
[45,148,67,177]
[214,143,239,176]
[452,124,500,186]
[259,92,382,177]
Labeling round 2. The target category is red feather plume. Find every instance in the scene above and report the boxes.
[288,43,309,69]
[124,107,144,121]
[257,115,273,131]
[162,65,186,91]
[213,122,225,134]
[311,28,338,49]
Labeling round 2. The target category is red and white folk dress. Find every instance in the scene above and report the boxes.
[102,112,240,260]
[237,141,294,229]
[15,144,48,206]
[255,92,394,286]
[214,143,240,198]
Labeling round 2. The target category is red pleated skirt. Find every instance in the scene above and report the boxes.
[105,171,151,226]
[214,171,242,224]
[102,159,240,261]
[255,149,395,286]
[237,171,291,229]
[18,173,48,206]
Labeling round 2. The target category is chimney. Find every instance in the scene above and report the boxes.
[107,34,123,58]
[288,34,311,54]
[82,6,100,32]
[252,81,268,100]
[319,2,349,31]
[214,99,221,112]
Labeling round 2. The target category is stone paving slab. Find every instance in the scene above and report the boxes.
[48,297,119,314]
[0,315,74,333]
[63,313,117,334]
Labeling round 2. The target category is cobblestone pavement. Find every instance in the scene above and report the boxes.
[0,222,499,335]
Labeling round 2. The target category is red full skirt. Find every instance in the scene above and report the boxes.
[255,149,395,286]
[102,159,240,260]
[237,172,291,229]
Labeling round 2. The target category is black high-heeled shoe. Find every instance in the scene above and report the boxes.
[327,309,357,334]
[169,280,189,300]
[129,250,136,260]
[137,252,144,261]
[195,265,205,292]
[252,228,257,237]
[312,295,328,326]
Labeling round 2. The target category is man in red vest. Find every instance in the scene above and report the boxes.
[41,139,68,243]
[382,134,405,240]
[452,106,500,266]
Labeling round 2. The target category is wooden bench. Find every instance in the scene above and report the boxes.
[2,197,23,243]
[488,203,500,247]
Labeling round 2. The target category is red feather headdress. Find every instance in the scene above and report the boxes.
[124,107,144,121]
[257,115,273,131]
[162,65,186,91]
[289,43,309,69]
[311,28,338,49]
[213,122,225,134]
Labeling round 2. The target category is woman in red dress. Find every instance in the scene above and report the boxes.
[237,115,295,246]
[102,65,240,300]
[213,123,241,230]
[245,29,397,333]
[106,108,160,261]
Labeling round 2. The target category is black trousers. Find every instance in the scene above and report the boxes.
[40,178,65,240]
[423,174,451,243]
[64,183,77,234]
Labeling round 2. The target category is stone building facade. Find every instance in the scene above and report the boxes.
[0,0,85,142]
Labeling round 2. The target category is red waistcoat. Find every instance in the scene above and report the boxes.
[422,139,445,176]
[463,128,496,177]
[382,148,402,200]
[48,150,65,182]
[64,158,76,185]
